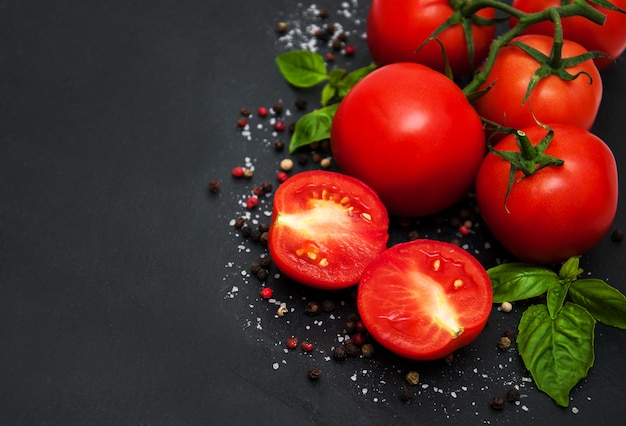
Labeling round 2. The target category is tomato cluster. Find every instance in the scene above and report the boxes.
[269,0,623,362]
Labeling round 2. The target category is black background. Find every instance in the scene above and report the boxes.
[1,1,624,425]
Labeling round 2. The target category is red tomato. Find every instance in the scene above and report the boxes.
[366,0,496,76]
[511,0,626,70]
[473,34,602,132]
[475,124,618,265]
[357,239,493,361]
[268,170,389,290]
[330,63,485,218]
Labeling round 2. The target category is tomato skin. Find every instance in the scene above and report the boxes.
[330,63,486,218]
[357,239,493,361]
[511,0,626,70]
[366,0,496,77]
[268,170,389,290]
[474,34,602,132]
[475,124,618,265]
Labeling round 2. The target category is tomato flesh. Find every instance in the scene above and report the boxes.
[268,170,389,290]
[357,240,492,361]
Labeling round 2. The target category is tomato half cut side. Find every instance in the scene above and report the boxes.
[268,170,389,290]
[357,239,492,361]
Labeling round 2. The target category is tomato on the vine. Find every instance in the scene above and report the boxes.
[268,170,389,290]
[475,124,618,265]
[511,0,626,70]
[357,239,493,361]
[473,34,602,132]
[366,0,496,77]
[330,62,485,218]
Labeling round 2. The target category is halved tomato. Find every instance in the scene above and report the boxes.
[357,239,492,361]
[268,170,389,290]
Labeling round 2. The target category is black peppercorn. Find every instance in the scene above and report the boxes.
[274,139,285,152]
[490,396,506,410]
[344,320,356,334]
[321,299,336,312]
[331,38,343,50]
[295,97,308,111]
[506,388,521,403]
[308,368,322,380]
[256,268,268,281]
[260,232,268,245]
[259,256,272,269]
[240,225,252,238]
[250,262,261,275]
[305,300,321,316]
[399,388,413,403]
[258,223,270,233]
[208,179,220,193]
[318,8,329,18]
[408,230,420,240]
[332,345,347,361]
[261,181,274,194]
[250,229,262,242]
[345,341,361,357]
[612,228,624,242]
[240,107,251,116]
[233,217,246,229]
[272,101,284,115]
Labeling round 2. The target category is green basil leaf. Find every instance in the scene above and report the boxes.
[546,281,570,319]
[558,256,583,281]
[517,303,595,407]
[276,50,328,88]
[487,263,558,303]
[327,68,346,85]
[289,103,339,154]
[336,63,377,98]
[320,83,336,106]
[569,279,626,329]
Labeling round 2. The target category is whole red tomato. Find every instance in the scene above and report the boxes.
[366,0,496,77]
[511,0,626,70]
[475,124,618,265]
[357,239,493,361]
[268,170,389,290]
[473,34,602,132]
[330,63,485,218]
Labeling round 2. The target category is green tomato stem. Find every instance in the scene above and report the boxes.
[461,0,607,95]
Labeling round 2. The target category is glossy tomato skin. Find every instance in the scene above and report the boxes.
[357,239,493,361]
[366,0,496,77]
[474,34,602,132]
[511,0,626,70]
[268,170,389,290]
[330,63,486,218]
[475,124,618,265]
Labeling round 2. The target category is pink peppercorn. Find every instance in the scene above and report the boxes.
[344,44,356,56]
[246,196,259,210]
[276,171,288,183]
[232,166,244,178]
[301,341,314,352]
[260,287,273,299]
[258,106,269,117]
[274,120,286,132]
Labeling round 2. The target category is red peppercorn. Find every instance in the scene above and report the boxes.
[246,196,259,210]
[252,186,264,196]
[286,337,299,349]
[276,171,288,183]
[351,332,366,346]
[274,120,286,132]
[258,106,269,117]
[260,287,273,299]
[301,341,314,352]
[459,225,471,236]
[236,117,248,128]
[231,166,244,178]
[344,44,356,56]
[355,320,366,333]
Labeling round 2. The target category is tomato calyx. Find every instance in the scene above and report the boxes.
[511,8,610,105]
[414,0,500,76]
[488,126,564,211]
